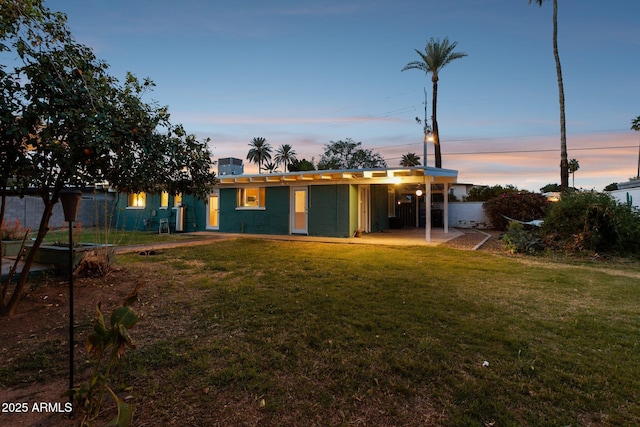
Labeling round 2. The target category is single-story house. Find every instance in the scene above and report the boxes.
[115,166,458,241]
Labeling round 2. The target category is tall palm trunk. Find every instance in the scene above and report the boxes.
[553,0,569,189]
[431,74,442,168]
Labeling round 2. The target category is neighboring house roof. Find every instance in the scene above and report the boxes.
[217,166,458,186]
[617,179,640,190]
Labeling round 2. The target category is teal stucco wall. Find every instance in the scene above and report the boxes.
[308,185,352,237]
[370,184,390,232]
[115,193,205,233]
[116,183,392,238]
[218,187,289,235]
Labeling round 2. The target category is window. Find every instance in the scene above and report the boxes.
[174,193,183,207]
[237,187,265,209]
[127,192,146,208]
[160,191,169,208]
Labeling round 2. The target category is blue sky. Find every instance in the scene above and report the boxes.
[58,0,639,191]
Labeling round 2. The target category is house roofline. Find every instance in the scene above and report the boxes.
[217,166,458,186]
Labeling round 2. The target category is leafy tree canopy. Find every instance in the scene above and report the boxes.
[317,138,387,170]
[540,183,562,193]
[289,158,316,172]
[0,1,216,316]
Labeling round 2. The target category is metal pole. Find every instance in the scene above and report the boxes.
[60,187,81,415]
[68,219,74,412]
[423,88,428,168]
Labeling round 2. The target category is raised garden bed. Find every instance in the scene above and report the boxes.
[1,240,26,257]
[25,243,115,275]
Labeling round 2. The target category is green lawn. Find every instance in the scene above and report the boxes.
[112,240,640,426]
[5,238,640,426]
[41,226,200,246]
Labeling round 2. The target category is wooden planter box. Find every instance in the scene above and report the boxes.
[26,243,115,275]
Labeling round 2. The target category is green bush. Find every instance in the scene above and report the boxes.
[483,191,550,231]
[502,222,545,254]
[541,191,640,255]
[465,184,518,202]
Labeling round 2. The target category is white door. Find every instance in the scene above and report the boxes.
[291,187,308,234]
[358,185,371,233]
[207,191,220,230]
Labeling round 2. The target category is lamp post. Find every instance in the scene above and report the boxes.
[59,188,82,412]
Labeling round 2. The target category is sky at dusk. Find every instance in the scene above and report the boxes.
[56,0,640,192]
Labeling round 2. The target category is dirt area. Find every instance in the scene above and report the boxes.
[0,267,151,427]
[440,228,504,252]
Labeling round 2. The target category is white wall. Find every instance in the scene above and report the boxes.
[609,188,640,209]
[434,202,490,229]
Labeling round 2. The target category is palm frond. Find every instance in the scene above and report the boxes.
[403,37,467,75]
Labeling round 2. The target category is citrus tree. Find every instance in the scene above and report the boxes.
[0,2,217,316]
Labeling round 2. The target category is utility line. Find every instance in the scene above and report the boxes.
[326,104,421,128]
[384,145,638,161]
[445,145,637,156]
[375,130,634,151]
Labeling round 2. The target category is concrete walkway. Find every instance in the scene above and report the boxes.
[179,227,461,248]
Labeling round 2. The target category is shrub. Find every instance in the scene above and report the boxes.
[0,219,30,241]
[75,283,142,427]
[502,222,545,254]
[483,191,550,231]
[465,184,518,202]
[541,191,640,255]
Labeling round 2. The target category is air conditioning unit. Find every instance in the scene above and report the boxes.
[175,205,185,232]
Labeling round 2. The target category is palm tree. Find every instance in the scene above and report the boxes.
[402,37,467,169]
[274,144,297,172]
[246,137,272,174]
[632,115,640,179]
[400,153,421,167]
[263,161,277,173]
[529,0,569,190]
[568,158,579,188]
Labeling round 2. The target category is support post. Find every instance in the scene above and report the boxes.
[443,183,449,234]
[425,178,432,243]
